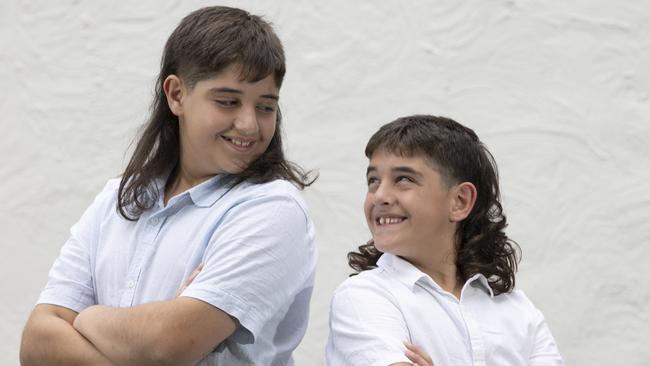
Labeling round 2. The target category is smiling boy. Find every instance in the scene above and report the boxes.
[327,115,563,366]
[20,7,316,366]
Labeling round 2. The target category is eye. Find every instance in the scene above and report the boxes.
[367,176,379,187]
[215,99,239,108]
[256,104,277,113]
[396,175,414,184]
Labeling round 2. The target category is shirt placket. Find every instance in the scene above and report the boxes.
[459,291,487,366]
[119,214,164,307]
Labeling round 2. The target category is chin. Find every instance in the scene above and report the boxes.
[223,161,251,174]
[373,239,396,254]
[226,167,246,174]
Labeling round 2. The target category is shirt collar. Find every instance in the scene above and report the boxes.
[187,174,233,208]
[153,173,233,209]
[377,253,494,298]
[377,253,429,291]
[464,273,495,298]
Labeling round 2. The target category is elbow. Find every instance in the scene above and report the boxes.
[19,344,32,366]
[19,349,36,366]
[19,327,41,366]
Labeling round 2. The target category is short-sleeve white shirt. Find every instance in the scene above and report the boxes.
[38,175,317,366]
[327,253,563,366]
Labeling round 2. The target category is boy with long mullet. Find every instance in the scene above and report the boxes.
[327,115,563,365]
[20,6,316,366]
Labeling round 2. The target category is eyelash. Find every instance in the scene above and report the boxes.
[216,99,238,108]
[257,105,276,113]
[366,176,414,187]
[215,100,276,113]
[396,176,414,183]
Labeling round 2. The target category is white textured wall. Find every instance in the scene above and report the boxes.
[2,1,649,365]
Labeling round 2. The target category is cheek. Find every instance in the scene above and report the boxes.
[261,116,277,140]
[363,195,373,223]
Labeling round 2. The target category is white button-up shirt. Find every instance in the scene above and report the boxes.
[38,175,316,365]
[327,253,563,366]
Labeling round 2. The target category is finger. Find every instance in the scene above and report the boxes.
[176,264,204,297]
[406,342,433,363]
[187,263,204,283]
[404,342,434,365]
[405,349,428,366]
[187,269,200,282]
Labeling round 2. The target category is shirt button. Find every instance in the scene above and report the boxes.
[150,217,159,226]
[126,280,136,289]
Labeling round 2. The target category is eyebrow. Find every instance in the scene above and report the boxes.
[366,166,423,178]
[207,87,279,101]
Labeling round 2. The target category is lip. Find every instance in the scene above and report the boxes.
[221,135,256,152]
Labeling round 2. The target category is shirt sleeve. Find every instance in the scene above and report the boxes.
[529,306,565,366]
[37,181,115,312]
[326,277,412,366]
[180,188,316,344]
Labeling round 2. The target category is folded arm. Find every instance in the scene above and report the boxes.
[72,297,237,366]
[20,304,115,366]
[327,284,415,365]
[529,308,564,365]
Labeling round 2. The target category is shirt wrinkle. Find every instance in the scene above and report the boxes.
[39,176,316,366]
[327,252,564,366]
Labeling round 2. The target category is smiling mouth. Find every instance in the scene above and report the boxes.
[222,136,254,148]
[376,217,407,225]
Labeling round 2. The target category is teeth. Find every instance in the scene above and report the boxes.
[378,217,403,225]
[229,138,252,147]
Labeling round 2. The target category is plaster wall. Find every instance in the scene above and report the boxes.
[2,1,649,364]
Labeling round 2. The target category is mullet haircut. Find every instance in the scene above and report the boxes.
[118,6,314,220]
[348,115,520,295]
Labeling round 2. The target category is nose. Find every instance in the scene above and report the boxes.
[373,181,395,206]
[233,105,259,136]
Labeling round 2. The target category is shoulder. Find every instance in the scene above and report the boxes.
[334,270,385,293]
[229,179,311,217]
[331,269,398,309]
[101,178,121,196]
[498,288,537,308]
[211,179,315,245]
[81,178,121,215]
[492,288,545,322]
[236,179,303,200]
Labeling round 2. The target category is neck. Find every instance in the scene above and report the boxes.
[164,166,216,205]
[416,253,462,299]
[406,233,463,299]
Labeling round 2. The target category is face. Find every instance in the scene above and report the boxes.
[167,64,279,180]
[364,149,458,260]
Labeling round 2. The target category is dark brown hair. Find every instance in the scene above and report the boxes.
[348,115,520,295]
[118,6,313,220]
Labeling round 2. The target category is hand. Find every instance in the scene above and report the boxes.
[176,263,203,297]
[404,341,434,366]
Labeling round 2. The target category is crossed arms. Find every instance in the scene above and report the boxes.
[20,295,236,366]
[20,186,314,366]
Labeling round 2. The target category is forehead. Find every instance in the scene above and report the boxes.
[367,149,436,173]
[193,65,280,95]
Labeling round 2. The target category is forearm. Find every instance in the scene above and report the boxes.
[20,306,115,366]
[73,303,171,366]
[73,298,229,366]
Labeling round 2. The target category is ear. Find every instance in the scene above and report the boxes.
[449,182,477,222]
[163,74,185,117]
